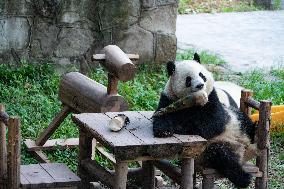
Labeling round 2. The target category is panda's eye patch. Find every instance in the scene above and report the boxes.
[186,76,192,87]
[199,72,207,82]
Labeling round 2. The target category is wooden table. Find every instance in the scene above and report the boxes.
[72,111,207,189]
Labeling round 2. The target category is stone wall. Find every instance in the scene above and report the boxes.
[0,0,178,69]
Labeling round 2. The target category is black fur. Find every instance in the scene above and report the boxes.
[167,61,175,76]
[193,53,201,63]
[153,87,256,188]
[153,89,230,139]
[202,142,252,188]
[222,89,238,108]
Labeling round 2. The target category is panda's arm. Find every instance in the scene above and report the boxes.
[156,92,173,110]
[153,93,175,137]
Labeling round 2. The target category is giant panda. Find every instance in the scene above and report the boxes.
[153,53,257,188]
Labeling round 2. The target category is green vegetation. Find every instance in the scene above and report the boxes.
[0,51,283,187]
[178,0,262,14]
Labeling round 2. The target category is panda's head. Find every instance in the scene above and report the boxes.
[164,53,214,101]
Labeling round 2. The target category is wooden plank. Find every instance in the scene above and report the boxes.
[36,105,71,146]
[0,104,7,188]
[31,150,50,163]
[72,113,143,148]
[96,146,116,164]
[7,117,21,189]
[40,163,80,186]
[20,164,55,188]
[20,173,31,189]
[25,138,79,151]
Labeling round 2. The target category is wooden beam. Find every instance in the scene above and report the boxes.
[81,159,114,188]
[30,150,50,163]
[114,161,128,189]
[7,117,21,189]
[25,138,79,151]
[0,104,7,188]
[96,146,116,164]
[142,161,155,189]
[153,160,181,185]
[240,89,253,116]
[36,105,71,146]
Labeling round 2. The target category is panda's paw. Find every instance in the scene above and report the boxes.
[193,91,208,106]
[153,124,174,138]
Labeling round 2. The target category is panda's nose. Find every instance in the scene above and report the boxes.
[196,84,204,90]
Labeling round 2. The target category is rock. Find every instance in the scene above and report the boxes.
[142,0,156,8]
[0,17,30,53]
[155,33,177,64]
[54,28,94,58]
[31,22,60,57]
[156,0,178,6]
[140,5,177,34]
[114,25,154,63]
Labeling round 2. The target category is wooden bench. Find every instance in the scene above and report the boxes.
[72,111,207,189]
[0,104,81,189]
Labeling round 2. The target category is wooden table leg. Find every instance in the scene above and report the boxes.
[181,158,194,189]
[114,161,128,189]
[142,161,155,189]
[78,129,93,189]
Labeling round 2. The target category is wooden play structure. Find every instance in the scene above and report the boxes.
[25,45,139,163]
[1,45,273,189]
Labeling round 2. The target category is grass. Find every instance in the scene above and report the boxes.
[178,0,262,14]
[0,51,283,188]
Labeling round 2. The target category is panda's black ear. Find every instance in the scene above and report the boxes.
[193,53,201,64]
[167,61,175,76]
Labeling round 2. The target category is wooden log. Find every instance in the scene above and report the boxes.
[240,89,253,116]
[59,72,128,113]
[81,159,114,188]
[153,160,181,184]
[256,100,271,189]
[114,161,128,189]
[93,54,139,61]
[246,98,260,110]
[35,105,71,146]
[180,158,194,189]
[7,117,21,189]
[103,45,137,82]
[0,105,7,189]
[142,161,155,189]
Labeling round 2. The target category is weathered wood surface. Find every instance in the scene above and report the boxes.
[59,72,128,113]
[35,105,71,146]
[0,104,7,188]
[7,117,21,189]
[72,111,207,160]
[180,158,194,189]
[102,45,137,82]
[31,150,50,163]
[25,138,79,151]
[114,161,128,189]
[20,163,80,189]
[93,54,139,61]
[240,90,253,115]
[153,160,181,185]
[142,161,155,189]
[255,100,271,189]
[107,73,119,95]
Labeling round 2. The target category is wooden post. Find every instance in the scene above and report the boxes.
[240,89,253,116]
[78,129,93,188]
[0,104,7,189]
[7,117,21,189]
[114,161,128,189]
[35,105,71,146]
[202,174,215,189]
[180,158,194,189]
[142,161,155,189]
[255,100,271,189]
[107,73,119,95]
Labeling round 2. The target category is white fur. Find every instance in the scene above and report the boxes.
[164,60,214,101]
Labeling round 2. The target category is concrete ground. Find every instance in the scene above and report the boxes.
[176,11,284,72]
